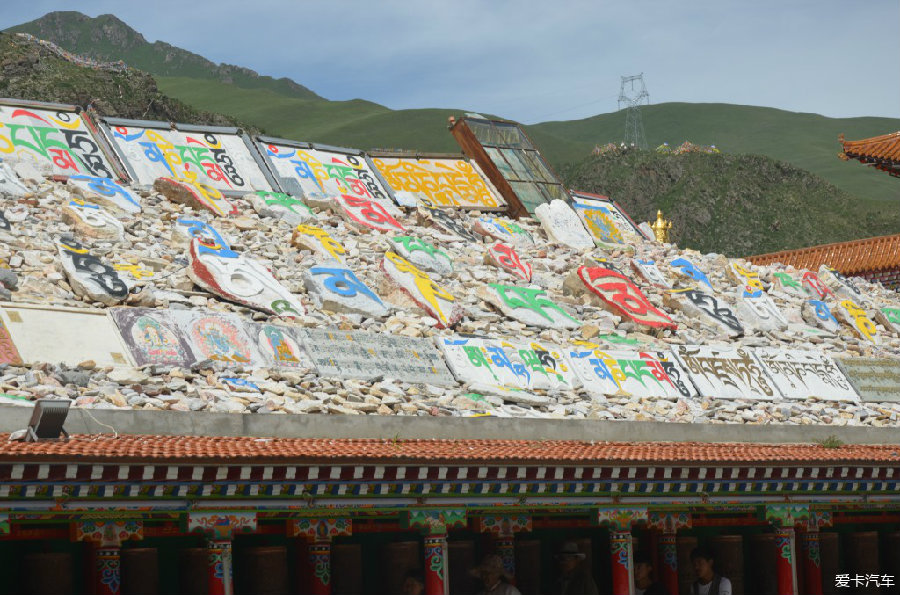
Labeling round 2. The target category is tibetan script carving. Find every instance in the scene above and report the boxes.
[573,266,676,331]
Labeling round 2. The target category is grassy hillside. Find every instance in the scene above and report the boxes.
[564,150,900,257]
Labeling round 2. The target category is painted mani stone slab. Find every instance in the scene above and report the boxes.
[734,290,788,332]
[107,124,271,193]
[571,201,626,244]
[772,272,804,296]
[664,289,743,337]
[479,283,579,330]
[818,265,865,302]
[671,345,781,401]
[291,224,346,263]
[371,156,506,209]
[300,328,455,385]
[570,266,676,331]
[534,199,594,251]
[0,104,116,178]
[0,163,29,197]
[473,216,534,246]
[0,315,23,365]
[173,218,234,253]
[416,204,479,242]
[568,348,694,399]
[62,199,124,241]
[0,305,131,367]
[68,175,141,214]
[728,261,764,296]
[248,322,312,370]
[249,191,314,225]
[801,271,833,300]
[187,237,305,316]
[109,307,195,368]
[834,299,878,344]
[336,194,405,233]
[754,348,858,402]
[58,240,129,306]
[835,357,900,403]
[485,242,532,282]
[669,257,713,291]
[382,252,461,328]
[302,259,389,318]
[153,177,238,217]
[801,300,841,333]
[876,307,900,334]
[170,309,264,367]
[631,259,670,288]
[390,236,453,276]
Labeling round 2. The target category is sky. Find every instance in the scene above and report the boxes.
[2,0,898,124]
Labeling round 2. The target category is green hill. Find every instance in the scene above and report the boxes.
[564,150,900,257]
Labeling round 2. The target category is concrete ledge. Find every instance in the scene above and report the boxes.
[0,404,895,444]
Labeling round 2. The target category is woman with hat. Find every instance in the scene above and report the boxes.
[470,554,522,595]
[553,542,599,595]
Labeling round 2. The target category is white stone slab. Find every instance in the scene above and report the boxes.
[473,216,534,246]
[247,322,313,370]
[438,336,532,388]
[534,199,594,251]
[291,224,347,263]
[484,242,532,282]
[187,237,304,316]
[303,259,389,318]
[0,304,132,367]
[835,357,900,403]
[249,191,314,225]
[62,199,124,241]
[833,299,879,344]
[771,272,805,296]
[670,345,781,401]
[754,348,859,402]
[801,299,841,333]
[390,236,454,276]
[478,283,579,330]
[170,309,265,368]
[416,204,479,242]
[172,218,234,252]
[68,175,141,214]
[300,328,455,385]
[818,265,866,303]
[381,251,462,328]
[568,266,675,331]
[335,194,406,233]
[154,177,238,217]
[664,289,743,337]
[631,258,670,288]
[58,240,129,306]
[734,290,788,332]
[0,163,29,197]
[568,348,691,399]
[669,257,714,291]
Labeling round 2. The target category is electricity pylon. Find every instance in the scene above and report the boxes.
[618,74,650,149]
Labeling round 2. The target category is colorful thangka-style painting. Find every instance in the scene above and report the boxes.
[369,155,507,210]
[109,308,195,368]
[0,101,118,179]
[247,322,312,370]
[170,309,264,367]
[102,119,273,194]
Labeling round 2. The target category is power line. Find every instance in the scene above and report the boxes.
[618,73,649,149]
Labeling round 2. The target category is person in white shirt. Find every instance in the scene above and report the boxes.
[690,546,733,595]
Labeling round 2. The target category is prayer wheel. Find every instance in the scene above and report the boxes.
[178,547,209,595]
[448,540,479,595]
[843,532,879,595]
[676,536,698,595]
[819,532,839,595]
[121,548,159,595]
[886,533,900,595]
[381,541,420,595]
[22,553,73,595]
[236,546,288,595]
[747,534,777,595]
[514,539,541,595]
[332,543,363,595]
[709,535,744,595]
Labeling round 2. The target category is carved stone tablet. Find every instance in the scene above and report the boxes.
[485,242,532,282]
[58,240,129,306]
[303,259,389,318]
[664,289,742,337]
[390,236,454,276]
[62,199,124,241]
[154,177,238,216]
[835,357,900,403]
[534,199,594,251]
[819,265,865,303]
[833,299,878,344]
[734,290,788,332]
[416,203,479,242]
[187,237,304,316]
[801,271,833,300]
[291,224,346,263]
[250,191,314,225]
[0,163,28,197]
[171,309,264,367]
[68,175,141,214]
[479,283,580,330]
[801,299,841,333]
[631,258,670,288]
[669,257,714,291]
[248,322,313,370]
[381,251,462,328]
[570,265,676,331]
[754,348,858,402]
[568,348,693,399]
[335,194,405,233]
[473,216,534,246]
[300,328,455,385]
[671,345,781,401]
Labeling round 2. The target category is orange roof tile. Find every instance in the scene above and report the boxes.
[748,233,900,275]
[839,131,900,176]
[0,434,896,465]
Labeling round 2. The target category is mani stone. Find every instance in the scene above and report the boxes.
[187,237,305,316]
[381,252,463,329]
[473,216,534,246]
[484,242,532,282]
[249,191,315,225]
[153,177,238,217]
[57,241,129,306]
[664,289,743,338]
[477,283,579,330]
[62,200,125,241]
[833,299,879,345]
[390,236,454,276]
[734,290,788,332]
[291,224,347,263]
[0,163,29,197]
[630,258,670,288]
[801,299,841,334]
[533,199,594,251]
[416,204,479,242]
[68,175,142,215]
[818,265,866,303]
[302,259,390,318]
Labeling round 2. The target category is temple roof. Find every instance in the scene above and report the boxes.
[748,232,900,275]
[1,434,897,465]
[839,131,900,177]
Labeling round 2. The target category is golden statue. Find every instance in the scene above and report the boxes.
[649,210,672,243]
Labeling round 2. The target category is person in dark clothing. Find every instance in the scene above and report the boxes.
[552,541,599,595]
[690,546,733,595]
[633,552,669,595]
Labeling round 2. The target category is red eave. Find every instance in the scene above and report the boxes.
[747,232,900,276]
[0,434,896,466]
[839,131,900,176]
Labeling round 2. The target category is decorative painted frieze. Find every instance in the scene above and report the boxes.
[187,512,257,539]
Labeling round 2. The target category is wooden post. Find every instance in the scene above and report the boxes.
[186,512,257,595]
[206,539,233,595]
[288,518,353,595]
[424,533,449,595]
[774,527,797,595]
[308,541,332,595]
[659,533,679,595]
[96,546,122,595]
[477,514,532,585]
[610,531,633,595]
[73,520,143,595]
[798,530,823,595]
